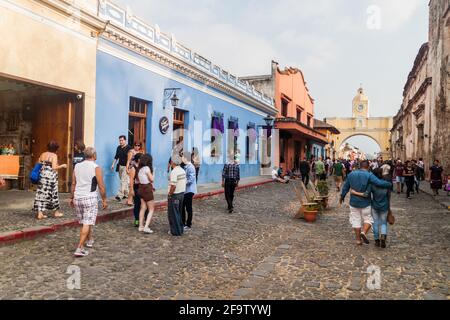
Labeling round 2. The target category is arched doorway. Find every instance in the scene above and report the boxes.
[339,134,382,160]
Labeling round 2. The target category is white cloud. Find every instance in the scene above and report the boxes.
[111,0,429,118]
[175,23,276,76]
[275,30,339,70]
[374,0,423,30]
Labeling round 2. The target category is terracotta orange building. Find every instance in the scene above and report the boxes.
[242,61,328,170]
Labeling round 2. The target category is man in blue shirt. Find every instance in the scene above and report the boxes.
[182,152,197,231]
[340,160,392,246]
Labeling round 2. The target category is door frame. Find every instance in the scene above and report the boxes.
[129,97,149,151]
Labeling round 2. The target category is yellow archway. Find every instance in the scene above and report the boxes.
[325,87,393,159]
[326,118,392,159]
[338,133,382,159]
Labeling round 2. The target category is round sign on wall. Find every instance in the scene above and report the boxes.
[159,116,170,134]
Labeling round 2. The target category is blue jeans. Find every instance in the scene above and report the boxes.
[415,176,420,192]
[372,209,388,240]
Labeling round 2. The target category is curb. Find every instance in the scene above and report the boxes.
[419,186,450,211]
[0,180,273,246]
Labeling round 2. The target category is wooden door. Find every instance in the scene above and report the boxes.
[32,94,73,192]
[129,117,146,151]
[173,108,185,148]
[294,141,301,169]
[129,98,148,151]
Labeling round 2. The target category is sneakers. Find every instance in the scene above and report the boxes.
[85,240,94,248]
[184,226,191,232]
[74,248,89,257]
[360,233,370,245]
[143,227,154,234]
[134,220,139,228]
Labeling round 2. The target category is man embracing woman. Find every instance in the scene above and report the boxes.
[340,161,392,248]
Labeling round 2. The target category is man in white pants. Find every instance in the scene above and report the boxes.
[71,147,107,257]
[340,160,391,246]
[111,135,131,201]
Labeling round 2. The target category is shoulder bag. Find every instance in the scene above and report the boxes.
[30,163,43,184]
[387,208,395,225]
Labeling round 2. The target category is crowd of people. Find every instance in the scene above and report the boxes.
[2,133,446,256]
[271,155,449,199]
[28,135,244,258]
[269,155,449,248]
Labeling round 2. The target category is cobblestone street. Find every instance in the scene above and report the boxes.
[0,182,449,300]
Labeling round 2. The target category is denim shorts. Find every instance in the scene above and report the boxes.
[396,176,405,184]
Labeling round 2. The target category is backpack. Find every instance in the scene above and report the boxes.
[30,163,43,184]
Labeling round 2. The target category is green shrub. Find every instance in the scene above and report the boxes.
[304,203,320,211]
[317,181,329,196]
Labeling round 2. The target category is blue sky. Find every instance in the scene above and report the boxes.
[114,0,428,155]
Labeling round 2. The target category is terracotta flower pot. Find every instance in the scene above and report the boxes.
[303,210,318,223]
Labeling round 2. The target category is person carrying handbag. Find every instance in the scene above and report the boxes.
[350,168,392,249]
[33,141,67,220]
[340,161,392,246]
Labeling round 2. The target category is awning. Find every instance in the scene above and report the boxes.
[275,118,328,144]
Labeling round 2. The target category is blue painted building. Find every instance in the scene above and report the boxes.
[95,1,277,195]
[311,142,326,160]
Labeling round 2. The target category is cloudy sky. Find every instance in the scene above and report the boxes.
[114,0,428,154]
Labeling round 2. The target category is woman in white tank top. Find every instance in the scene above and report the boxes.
[136,154,155,234]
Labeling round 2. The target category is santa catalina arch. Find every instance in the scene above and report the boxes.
[324,87,393,159]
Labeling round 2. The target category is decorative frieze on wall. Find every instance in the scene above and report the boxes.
[98,0,275,110]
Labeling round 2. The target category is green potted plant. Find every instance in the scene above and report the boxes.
[317,181,329,196]
[302,203,320,223]
[316,181,330,209]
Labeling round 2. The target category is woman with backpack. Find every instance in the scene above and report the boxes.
[33,141,67,220]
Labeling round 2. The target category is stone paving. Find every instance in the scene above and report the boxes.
[0,176,270,233]
[0,180,448,300]
[419,181,450,210]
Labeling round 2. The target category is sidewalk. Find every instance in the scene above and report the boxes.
[0,176,273,245]
[419,181,450,210]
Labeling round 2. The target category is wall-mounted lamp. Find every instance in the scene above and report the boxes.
[163,88,181,109]
[263,114,275,127]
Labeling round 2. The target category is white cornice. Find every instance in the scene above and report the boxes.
[97,0,276,114]
[98,42,271,117]
[37,0,106,30]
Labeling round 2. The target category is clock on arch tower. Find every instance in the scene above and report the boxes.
[352,87,369,118]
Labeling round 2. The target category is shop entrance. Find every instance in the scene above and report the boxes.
[0,75,83,192]
[128,97,148,150]
[173,108,186,149]
[294,141,302,169]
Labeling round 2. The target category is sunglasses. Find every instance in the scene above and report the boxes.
[134,144,142,147]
